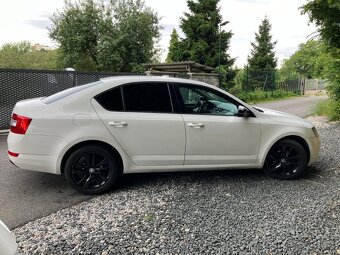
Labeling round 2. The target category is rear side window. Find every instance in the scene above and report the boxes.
[95,87,123,111]
[123,83,172,113]
[42,81,102,104]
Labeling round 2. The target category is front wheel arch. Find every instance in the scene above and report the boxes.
[60,140,123,175]
[263,135,310,166]
[263,137,309,179]
[279,136,310,163]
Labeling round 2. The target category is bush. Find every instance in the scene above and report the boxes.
[228,89,298,104]
[228,84,242,96]
[314,100,340,121]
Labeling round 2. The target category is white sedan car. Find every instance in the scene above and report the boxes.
[0,220,18,255]
[7,76,320,194]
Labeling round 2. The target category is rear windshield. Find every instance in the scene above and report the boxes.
[41,81,102,104]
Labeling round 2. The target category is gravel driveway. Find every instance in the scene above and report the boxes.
[13,117,340,254]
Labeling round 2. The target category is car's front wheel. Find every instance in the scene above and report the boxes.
[264,139,307,180]
[64,145,120,194]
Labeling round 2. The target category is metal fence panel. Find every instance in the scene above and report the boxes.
[305,79,327,91]
[277,79,302,92]
[0,68,140,130]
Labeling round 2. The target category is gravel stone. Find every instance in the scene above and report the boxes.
[13,117,340,254]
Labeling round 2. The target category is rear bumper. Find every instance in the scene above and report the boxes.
[8,153,59,174]
[7,132,63,174]
[306,136,321,166]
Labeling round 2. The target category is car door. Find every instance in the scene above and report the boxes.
[92,82,185,166]
[173,83,261,165]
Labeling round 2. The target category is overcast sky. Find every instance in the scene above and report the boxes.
[0,0,316,67]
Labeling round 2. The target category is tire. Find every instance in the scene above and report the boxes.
[264,139,307,180]
[64,145,120,195]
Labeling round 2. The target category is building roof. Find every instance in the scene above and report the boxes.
[144,61,215,73]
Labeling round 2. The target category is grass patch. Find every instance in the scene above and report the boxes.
[314,99,340,121]
[143,213,155,221]
[233,89,300,104]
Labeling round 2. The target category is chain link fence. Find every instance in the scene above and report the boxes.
[241,67,328,93]
[0,68,139,130]
[242,68,276,91]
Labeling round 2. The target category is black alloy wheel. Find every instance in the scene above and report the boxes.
[264,139,307,180]
[65,145,120,194]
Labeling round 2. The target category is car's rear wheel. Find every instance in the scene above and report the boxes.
[64,145,120,194]
[264,139,307,180]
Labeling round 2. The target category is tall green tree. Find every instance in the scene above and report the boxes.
[246,17,277,91]
[177,0,234,69]
[0,41,60,70]
[49,0,160,72]
[166,29,181,63]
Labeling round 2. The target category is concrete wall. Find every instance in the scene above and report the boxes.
[188,73,219,87]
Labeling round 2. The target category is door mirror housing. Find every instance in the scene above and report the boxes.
[237,105,249,117]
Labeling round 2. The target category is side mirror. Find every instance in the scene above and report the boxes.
[237,105,249,117]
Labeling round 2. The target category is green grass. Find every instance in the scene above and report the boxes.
[234,89,300,104]
[314,99,340,121]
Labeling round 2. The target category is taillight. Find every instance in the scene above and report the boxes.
[10,113,32,134]
[8,151,19,157]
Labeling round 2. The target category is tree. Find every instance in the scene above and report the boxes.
[49,0,161,72]
[0,41,60,70]
[0,41,31,54]
[302,0,340,108]
[302,0,340,49]
[177,0,234,69]
[246,17,277,91]
[279,40,328,81]
[166,29,181,63]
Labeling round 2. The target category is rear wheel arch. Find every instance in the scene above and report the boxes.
[60,140,123,175]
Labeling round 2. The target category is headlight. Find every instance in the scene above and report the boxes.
[312,127,319,137]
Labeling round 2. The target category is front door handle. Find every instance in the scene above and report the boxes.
[108,121,128,127]
[187,123,205,128]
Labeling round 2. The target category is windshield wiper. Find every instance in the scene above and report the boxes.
[252,107,264,113]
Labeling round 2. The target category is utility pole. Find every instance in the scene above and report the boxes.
[218,21,229,86]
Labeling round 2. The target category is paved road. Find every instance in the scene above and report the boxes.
[0,95,328,230]
[0,136,92,230]
[254,95,327,118]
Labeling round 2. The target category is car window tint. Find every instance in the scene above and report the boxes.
[123,83,172,113]
[42,81,102,104]
[95,87,123,111]
[176,84,238,116]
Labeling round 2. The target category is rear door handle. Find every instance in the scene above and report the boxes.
[108,121,128,127]
[187,123,204,128]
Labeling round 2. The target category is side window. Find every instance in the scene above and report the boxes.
[95,87,123,111]
[123,83,172,113]
[179,87,200,104]
[176,84,238,116]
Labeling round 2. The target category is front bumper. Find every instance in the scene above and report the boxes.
[306,135,321,166]
[0,220,19,255]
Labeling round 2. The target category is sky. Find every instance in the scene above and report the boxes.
[0,0,316,67]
